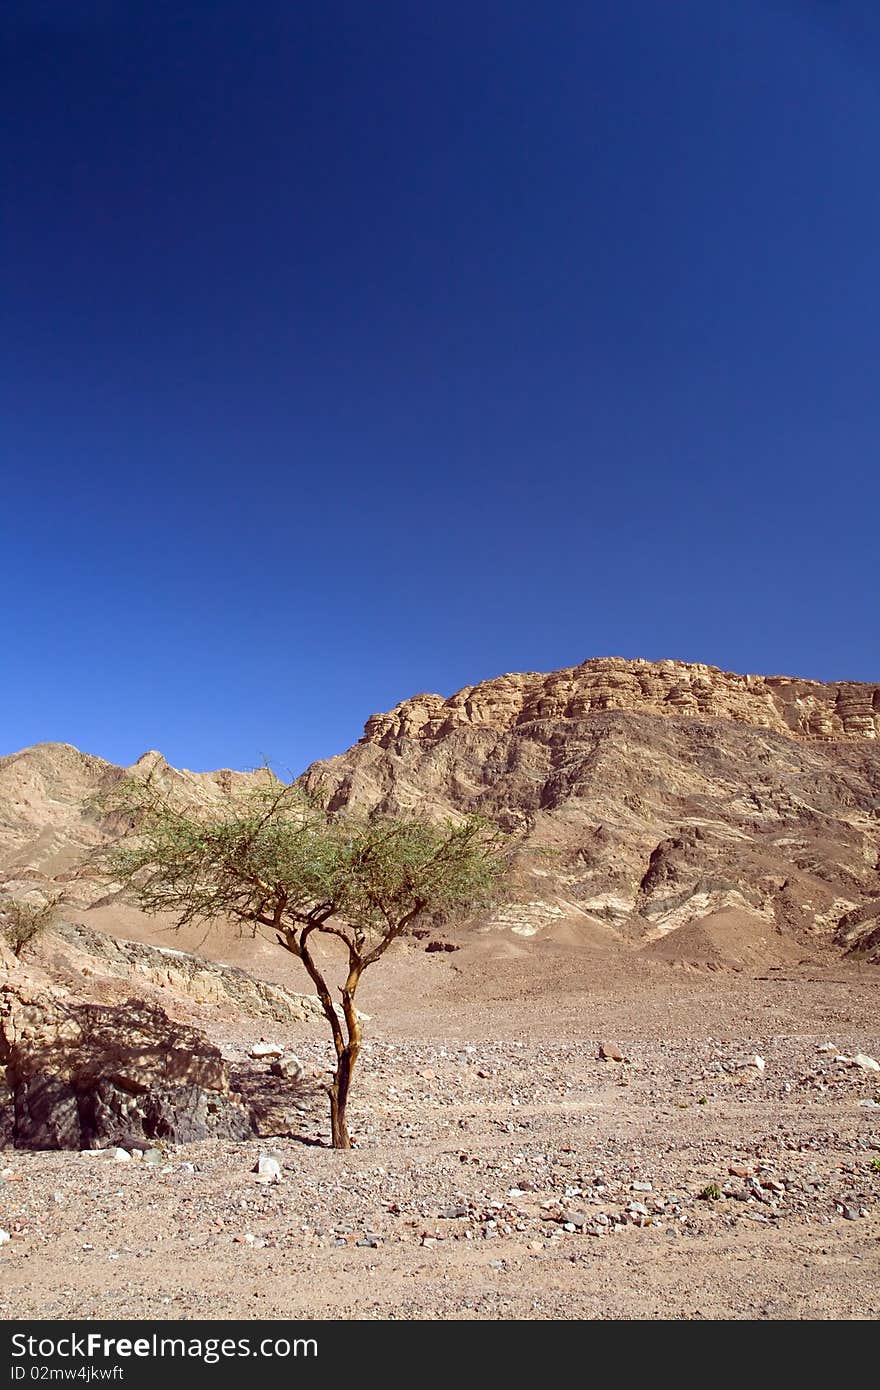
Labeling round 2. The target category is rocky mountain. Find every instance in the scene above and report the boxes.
[1,657,878,966]
[0,742,271,910]
[302,658,880,964]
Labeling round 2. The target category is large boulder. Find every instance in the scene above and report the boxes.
[0,980,254,1149]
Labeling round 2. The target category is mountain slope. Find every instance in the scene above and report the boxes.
[0,742,271,909]
[302,658,880,963]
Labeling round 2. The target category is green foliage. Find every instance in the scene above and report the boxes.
[104,777,506,964]
[700,1183,723,1201]
[0,896,59,958]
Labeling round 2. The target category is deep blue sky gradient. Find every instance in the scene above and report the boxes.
[3,2,879,773]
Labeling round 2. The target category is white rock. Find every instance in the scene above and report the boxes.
[852,1053,880,1072]
[0,1230,9,1245]
[250,1042,284,1060]
[817,1043,838,1053]
[753,1055,765,1073]
[112,1148,131,1163]
[253,1154,282,1182]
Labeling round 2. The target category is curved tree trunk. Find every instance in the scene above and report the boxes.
[329,1044,356,1149]
[292,932,364,1150]
[329,968,362,1149]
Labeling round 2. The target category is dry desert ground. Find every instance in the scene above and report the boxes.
[2,940,878,1321]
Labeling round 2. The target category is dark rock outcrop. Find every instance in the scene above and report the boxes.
[0,982,254,1149]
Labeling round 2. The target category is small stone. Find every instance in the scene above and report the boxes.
[598,1043,624,1062]
[752,1055,765,1073]
[250,1042,284,1060]
[112,1148,131,1163]
[439,1206,468,1219]
[631,1181,652,1192]
[817,1043,838,1053]
[560,1210,587,1228]
[0,1230,9,1245]
[269,1054,304,1081]
[142,1149,163,1166]
[841,1205,860,1220]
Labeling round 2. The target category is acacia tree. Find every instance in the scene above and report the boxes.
[0,895,59,958]
[105,779,504,1148]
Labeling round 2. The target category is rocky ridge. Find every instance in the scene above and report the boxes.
[44,919,337,1027]
[0,742,272,906]
[361,658,880,747]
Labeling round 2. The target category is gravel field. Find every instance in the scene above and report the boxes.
[2,959,878,1321]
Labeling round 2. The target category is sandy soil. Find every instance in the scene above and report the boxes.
[1,945,879,1321]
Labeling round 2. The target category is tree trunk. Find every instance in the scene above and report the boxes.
[297,935,363,1151]
[329,1042,357,1149]
[326,966,363,1150]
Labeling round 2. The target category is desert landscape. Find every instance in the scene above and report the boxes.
[6,0,879,1337]
[1,657,878,1320]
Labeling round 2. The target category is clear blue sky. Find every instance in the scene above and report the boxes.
[3,1,879,775]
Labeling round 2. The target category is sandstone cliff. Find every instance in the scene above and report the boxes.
[360,658,880,747]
